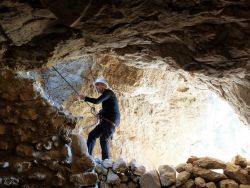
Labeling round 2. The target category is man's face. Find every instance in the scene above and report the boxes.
[95,83,107,93]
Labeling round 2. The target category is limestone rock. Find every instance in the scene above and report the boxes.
[185,163,193,173]
[195,177,206,188]
[233,155,248,168]
[182,179,195,188]
[176,171,191,187]
[16,144,37,157]
[175,163,186,173]
[28,172,46,181]
[219,179,238,188]
[103,159,114,169]
[107,170,121,185]
[158,165,176,187]
[0,161,9,168]
[71,134,88,157]
[70,172,98,186]
[206,182,217,188]
[43,140,53,150]
[11,161,32,173]
[224,163,248,184]
[113,158,128,173]
[192,166,227,181]
[193,157,226,169]
[140,170,161,188]
[0,177,19,186]
[71,155,95,173]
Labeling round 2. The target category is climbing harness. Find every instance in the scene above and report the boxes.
[52,66,99,130]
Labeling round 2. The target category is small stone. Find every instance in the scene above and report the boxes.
[158,165,176,187]
[0,141,9,150]
[176,171,191,187]
[192,166,227,181]
[183,179,195,188]
[71,134,88,157]
[11,161,32,173]
[43,140,53,150]
[233,155,248,168]
[16,144,37,157]
[193,157,226,169]
[0,177,19,186]
[195,177,206,188]
[206,182,216,188]
[224,163,248,184]
[113,158,128,173]
[220,179,238,188]
[0,161,9,168]
[28,172,46,181]
[140,170,161,188]
[107,170,121,185]
[71,155,95,173]
[103,159,113,169]
[187,156,199,164]
[175,163,186,173]
[128,159,137,171]
[35,142,43,151]
[185,163,193,173]
[70,172,98,186]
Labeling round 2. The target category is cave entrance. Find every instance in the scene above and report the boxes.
[20,57,250,170]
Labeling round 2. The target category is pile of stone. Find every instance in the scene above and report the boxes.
[140,155,250,188]
[94,158,146,188]
[0,70,98,187]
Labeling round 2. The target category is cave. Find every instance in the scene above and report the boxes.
[0,0,250,188]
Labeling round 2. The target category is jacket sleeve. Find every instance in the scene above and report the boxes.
[84,90,112,104]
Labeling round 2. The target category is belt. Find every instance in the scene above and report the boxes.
[101,117,116,128]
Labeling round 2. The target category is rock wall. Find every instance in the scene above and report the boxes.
[0,69,98,187]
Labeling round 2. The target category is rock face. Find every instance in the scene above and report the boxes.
[0,0,250,127]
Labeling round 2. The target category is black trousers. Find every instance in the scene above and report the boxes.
[87,120,116,160]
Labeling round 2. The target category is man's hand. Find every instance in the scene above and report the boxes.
[79,94,85,100]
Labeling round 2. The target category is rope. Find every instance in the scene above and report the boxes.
[52,66,98,119]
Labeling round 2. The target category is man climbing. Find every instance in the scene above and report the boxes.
[80,78,120,160]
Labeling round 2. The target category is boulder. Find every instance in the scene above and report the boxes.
[192,166,227,181]
[140,170,161,188]
[193,157,226,169]
[233,155,248,168]
[224,163,248,184]
[107,170,121,185]
[195,177,206,188]
[71,155,95,173]
[206,182,217,188]
[176,171,191,187]
[219,179,238,188]
[113,158,128,173]
[71,134,88,157]
[11,161,32,173]
[158,165,176,187]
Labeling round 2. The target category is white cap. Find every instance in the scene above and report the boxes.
[95,78,108,87]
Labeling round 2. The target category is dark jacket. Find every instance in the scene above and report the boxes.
[84,89,120,126]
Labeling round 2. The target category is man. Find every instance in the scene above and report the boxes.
[80,78,120,160]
